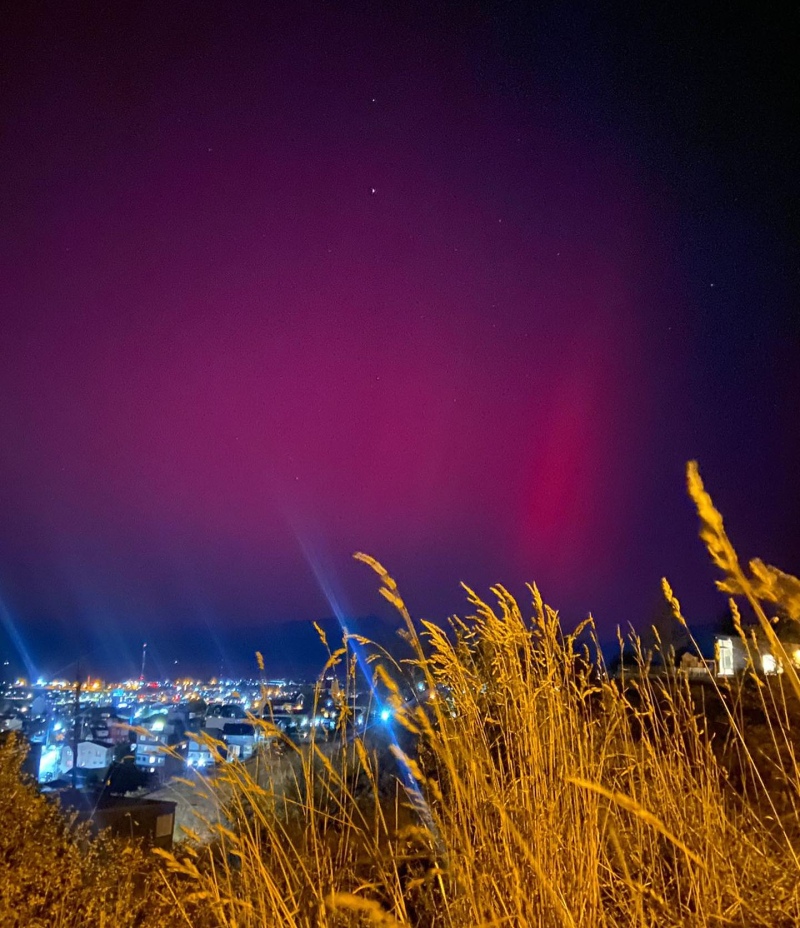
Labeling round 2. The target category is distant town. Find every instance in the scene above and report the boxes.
[0,667,370,792]
[2,611,797,793]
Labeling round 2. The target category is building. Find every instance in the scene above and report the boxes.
[59,741,116,779]
[186,739,216,769]
[221,722,261,761]
[78,740,115,770]
[59,790,177,850]
[204,703,247,732]
[133,712,187,778]
[133,735,168,773]
[716,620,800,678]
[92,716,131,745]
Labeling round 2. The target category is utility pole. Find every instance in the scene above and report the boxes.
[72,664,82,791]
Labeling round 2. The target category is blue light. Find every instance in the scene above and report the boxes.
[291,526,443,855]
[0,593,39,682]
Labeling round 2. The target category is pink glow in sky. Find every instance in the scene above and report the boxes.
[0,4,796,675]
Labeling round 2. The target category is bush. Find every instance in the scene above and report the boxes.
[0,737,191,928]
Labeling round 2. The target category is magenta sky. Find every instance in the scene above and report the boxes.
[1,4,797,677]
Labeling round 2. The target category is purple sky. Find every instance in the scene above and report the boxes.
[1,3,798,678]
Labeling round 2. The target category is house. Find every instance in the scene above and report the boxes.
[716,617,800,677]
[59,790,177,850]
[133,712,188,781]
[204,703,246,732]
[715,636,748,677]
[133,735,167,772]
[186,739,216,769]
[106,718,131,744]
[139,712,171,736]
[60,740,115,773]
[78,740,115,769]
[678,651,714,679]
[221,722,261,761]
[93,715,130,745]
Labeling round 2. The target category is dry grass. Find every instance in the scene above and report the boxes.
[3,460,800,926]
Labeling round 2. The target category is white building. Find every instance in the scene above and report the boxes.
[60,740,115,772]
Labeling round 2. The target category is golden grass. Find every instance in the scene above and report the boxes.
[3,461,800,926]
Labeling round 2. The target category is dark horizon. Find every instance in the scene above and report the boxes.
[1,2,798,680]
[0,610,396,683]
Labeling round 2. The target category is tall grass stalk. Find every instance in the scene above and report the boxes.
[154,464,800,926]
[4,461,800,926]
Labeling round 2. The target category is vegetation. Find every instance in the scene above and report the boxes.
[2,461,800,926]
[0,738,194,927]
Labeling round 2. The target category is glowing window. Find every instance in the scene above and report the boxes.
[716,639,735,677]
[761,653,781,675]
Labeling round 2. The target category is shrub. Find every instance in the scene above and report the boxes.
[0,737,191,928]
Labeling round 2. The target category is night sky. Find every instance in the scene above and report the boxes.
[1,2,798,679]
